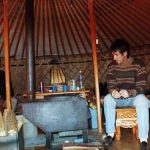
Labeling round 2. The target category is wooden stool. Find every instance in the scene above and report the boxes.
[115,107,138,140]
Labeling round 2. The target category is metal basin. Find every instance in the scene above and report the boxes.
[22,95,89,150]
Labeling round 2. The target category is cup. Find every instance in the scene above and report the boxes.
[63,85,68,92]
[52,85,57,92]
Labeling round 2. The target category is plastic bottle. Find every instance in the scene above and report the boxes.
[72,79,76,91]
[79,70,83,89]
[40,81,44,93]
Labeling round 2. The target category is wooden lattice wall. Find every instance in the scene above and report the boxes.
[10,55,97,95]
[0,46,150,96]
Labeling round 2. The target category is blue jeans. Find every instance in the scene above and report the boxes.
[104,94,149,140]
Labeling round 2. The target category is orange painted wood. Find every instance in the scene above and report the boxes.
[88,0,102,133]
[3,0,11,110]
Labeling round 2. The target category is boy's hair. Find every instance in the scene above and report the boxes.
[110,38,130,57]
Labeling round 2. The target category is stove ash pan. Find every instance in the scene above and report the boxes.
[22,95,88,133]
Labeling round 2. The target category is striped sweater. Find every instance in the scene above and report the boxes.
[107,57,148,96]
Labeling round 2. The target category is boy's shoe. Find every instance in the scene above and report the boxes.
[140,142,148,150]
[103,135,114,148]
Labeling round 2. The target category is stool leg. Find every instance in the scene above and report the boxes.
[132,126,138,140]
[135,126,139,140]
[116,126,121,141]
[132,126,136,135]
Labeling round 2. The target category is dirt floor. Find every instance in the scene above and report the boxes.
[25,128,149,150]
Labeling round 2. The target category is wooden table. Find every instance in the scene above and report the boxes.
[31,90,90,99]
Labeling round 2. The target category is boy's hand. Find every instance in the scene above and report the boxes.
[111,90,121,98]
[119,89,129,98]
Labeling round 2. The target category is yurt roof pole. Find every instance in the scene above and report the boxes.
[3,0,11,110]
[88,0,102,133]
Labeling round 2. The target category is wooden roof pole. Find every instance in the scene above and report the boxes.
[88,0,102,133]
[3,0,11,110]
